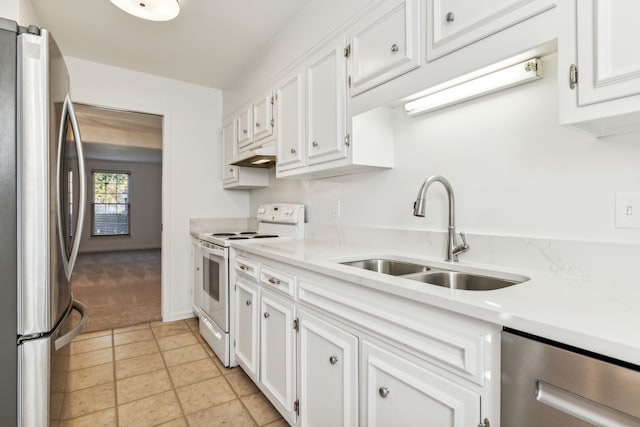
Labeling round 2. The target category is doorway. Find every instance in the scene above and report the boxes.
[71,104,163,332]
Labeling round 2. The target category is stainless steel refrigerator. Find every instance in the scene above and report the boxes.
[0,18,89,426]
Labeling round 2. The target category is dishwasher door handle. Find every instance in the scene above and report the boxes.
[535,380,640,427]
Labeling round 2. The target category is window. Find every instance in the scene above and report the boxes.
[91,171,130,236]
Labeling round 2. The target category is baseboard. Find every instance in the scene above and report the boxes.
[163,309,196,323]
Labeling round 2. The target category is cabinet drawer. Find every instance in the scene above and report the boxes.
[260,265,296,297]
[235,256,259,281]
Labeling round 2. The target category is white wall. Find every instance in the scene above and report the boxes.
[79,159,162,253]
[0,0,38,26]
[250,53,640,245]
[66,57,249,321]
[224,0,372,115]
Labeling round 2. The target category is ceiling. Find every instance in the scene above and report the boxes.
[75,104,163,163]
[30,0,312,89]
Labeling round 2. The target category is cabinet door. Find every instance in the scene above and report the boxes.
[350,0,421,96]
[260,289,296,423]
[427,0,556,61]
[306,43,348,166]
[222,118,238,183]
[237,106,252,150]
[192,241,203,314]
[253,93,274,141]
[576,0,640,106]
[298,310,358,427]
[276,72,306,172]
[361,341,481,427]
[235,279,259,381]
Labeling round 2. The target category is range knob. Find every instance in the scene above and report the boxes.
[285,208,294,216]
[258,207,266,214]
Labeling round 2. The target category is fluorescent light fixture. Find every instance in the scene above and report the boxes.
[404,58,542,116]
[110,0,180,21]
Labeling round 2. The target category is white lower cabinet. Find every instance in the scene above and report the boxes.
[260,289,297,424]
[233,250,499,426]
[298,309,358,427]
[234,279,259,382]
[361,340,481,427]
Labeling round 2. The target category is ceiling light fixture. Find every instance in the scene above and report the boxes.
[110,0,180,21]
[404,58,542,116]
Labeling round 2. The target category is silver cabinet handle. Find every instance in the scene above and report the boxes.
[445,11,454,22]
[378,387,390,398]
[267,277,281,285]
[312,141,318,147]
[264,312,270,318]
[329,355,339,365]
[290,148,296,154]
[391,44,399,53]
[256,122,261,128]
[246,300,252,306]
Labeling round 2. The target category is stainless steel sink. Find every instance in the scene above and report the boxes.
[338,258,527,290]
[403,271,518,291]
[339,259,430,276]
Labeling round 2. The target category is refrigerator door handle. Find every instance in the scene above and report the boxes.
[56,94,86,281]
[54,299,88,350]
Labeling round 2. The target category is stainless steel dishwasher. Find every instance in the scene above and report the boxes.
[501,329,640,426]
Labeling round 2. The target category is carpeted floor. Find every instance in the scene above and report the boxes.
[71,249,162,332]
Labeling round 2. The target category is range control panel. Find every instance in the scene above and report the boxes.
[256,204,305,224]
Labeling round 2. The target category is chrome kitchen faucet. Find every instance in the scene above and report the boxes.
[413,175,469,262]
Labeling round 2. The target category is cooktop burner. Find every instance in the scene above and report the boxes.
[209,231,279,240]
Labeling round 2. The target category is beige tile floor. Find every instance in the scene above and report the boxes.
[54,318,289,427]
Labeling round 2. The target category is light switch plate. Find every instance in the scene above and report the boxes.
[615,192,640,229]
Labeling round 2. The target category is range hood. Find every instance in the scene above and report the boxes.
[231,144,276,168]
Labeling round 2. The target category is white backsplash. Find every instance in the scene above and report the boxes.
[189,217,258,236]
[305,223,640,288]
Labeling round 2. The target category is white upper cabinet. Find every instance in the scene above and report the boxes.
[559,0,640,136]
[306,42,348,166]
[236,105,253,150]
[253,92,274,142]
[221,118,238,184]
[349,0,421,96]
[426,0,556,61]
[276,71,306,172]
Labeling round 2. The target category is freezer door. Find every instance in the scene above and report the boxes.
[19,300,88,427]
[18,29,86,336]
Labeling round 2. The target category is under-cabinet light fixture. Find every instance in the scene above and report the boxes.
[110,0,180,21]
[404,58,542,116]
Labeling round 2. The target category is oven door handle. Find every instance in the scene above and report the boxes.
[200,245,225,258]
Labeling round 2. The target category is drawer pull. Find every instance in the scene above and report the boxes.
[379,387,390,398]
[246,300,252,306]
[267,277,281,285]
[445,11,454,22]
[312,141,318,147]
[264,312,271,319]
[256,122,261,128]
[243,129,248,134]
[391,43,399,53]
[329,355,339,365]
[290,148,296,154]
[239,265,248,271]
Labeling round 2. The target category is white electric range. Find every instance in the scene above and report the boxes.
[194,204,305,366]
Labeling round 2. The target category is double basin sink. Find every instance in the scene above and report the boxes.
[339,258,529,291]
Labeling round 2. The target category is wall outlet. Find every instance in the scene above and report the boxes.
[331,201,341,217]
[615,192,640,229]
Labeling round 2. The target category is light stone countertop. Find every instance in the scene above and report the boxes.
[230,237,640,366]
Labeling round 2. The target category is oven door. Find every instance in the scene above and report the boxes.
[200,247,229,332]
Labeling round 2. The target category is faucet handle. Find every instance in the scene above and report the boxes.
[453,232,469,261]
[459,232,468,247]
